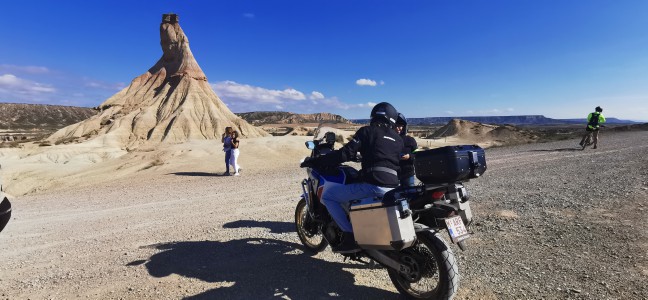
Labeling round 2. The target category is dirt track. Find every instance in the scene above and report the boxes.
[1,131,647,299]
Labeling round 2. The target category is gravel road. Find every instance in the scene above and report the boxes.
[1,131,646,299]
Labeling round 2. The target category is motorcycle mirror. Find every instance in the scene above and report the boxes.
[305,141,316,150]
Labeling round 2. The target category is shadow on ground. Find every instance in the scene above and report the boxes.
[222,220,294,234]
[135,238,398,299]
[528,147,582,152]
[167,172,228,177]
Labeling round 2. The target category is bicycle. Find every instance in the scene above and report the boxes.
[580,125,605,150]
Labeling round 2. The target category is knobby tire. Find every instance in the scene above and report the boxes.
[294,198,328,253]
[387,231,459,300]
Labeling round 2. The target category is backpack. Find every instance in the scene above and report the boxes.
[587,112,600,129]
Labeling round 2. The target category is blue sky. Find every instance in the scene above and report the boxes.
[1,1,647,121]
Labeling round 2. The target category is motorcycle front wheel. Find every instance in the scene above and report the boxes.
[387,230,459,300]
[295,198,328,253]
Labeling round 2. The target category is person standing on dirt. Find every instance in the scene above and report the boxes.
[579,106,606,149]
[396,113,417,187]
[229,130,242,176]
[222,127,234,175]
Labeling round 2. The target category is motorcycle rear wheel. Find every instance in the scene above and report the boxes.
[295,198,328,253]
[387,231,459,300]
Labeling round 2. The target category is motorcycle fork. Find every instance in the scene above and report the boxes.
[301,178,323,219]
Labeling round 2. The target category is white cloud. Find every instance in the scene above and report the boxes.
[84,80,125,91]
[310,91,325,99]
[212,80,306,104]
[211,80,376,116]
[0,64,50,74]
[0,74,56,100]
[0,68,125,106]
[356,78,377,87]
[243,13,255,19]
[315,98,375,110]
[380,80,385,86]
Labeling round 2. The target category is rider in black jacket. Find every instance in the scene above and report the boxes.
[396,113,418,187]
[301,102,403,252]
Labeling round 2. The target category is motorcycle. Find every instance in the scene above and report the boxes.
[0,164,12,233]
[294,128,485,299]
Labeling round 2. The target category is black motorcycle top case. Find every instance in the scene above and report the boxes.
[414,145,487,184]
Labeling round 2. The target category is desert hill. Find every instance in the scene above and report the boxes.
[236,111,352,126]
[0,103,97,130]
[611,123,648,132]
[48,13,267,149]
[430,119,539,147]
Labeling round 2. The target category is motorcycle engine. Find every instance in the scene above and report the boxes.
[324,222,342,247]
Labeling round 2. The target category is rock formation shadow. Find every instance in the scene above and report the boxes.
[167,172,227,177]
[137,238,399,299]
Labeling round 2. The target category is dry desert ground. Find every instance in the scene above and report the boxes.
[0,131,647,299]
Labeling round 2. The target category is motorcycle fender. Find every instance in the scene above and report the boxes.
[413,223,435,233]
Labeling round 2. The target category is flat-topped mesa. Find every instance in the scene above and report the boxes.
[149,13,207,81]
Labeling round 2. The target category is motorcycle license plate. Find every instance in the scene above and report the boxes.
[445,215,470,243]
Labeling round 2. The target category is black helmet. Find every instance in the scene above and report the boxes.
[595,106,603,112]
[370,102,398,126]
[396,113,408,136]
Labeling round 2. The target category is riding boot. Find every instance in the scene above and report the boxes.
[333,231,361,253]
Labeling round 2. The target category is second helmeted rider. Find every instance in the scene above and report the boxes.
[300,102,403,253]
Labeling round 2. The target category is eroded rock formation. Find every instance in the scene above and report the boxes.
[49,13,268,148]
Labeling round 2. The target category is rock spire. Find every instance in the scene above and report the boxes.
[49,13,268,148]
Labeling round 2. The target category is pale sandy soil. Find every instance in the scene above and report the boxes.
[0,131,646,299]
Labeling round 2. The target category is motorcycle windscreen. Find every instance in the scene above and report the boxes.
[0,198,11,233]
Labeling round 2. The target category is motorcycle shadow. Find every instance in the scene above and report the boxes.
[136,238,400,299]
[222,220,294,234]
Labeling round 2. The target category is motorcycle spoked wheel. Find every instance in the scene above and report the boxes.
[387,231,459,300]
[295,198,329,253]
